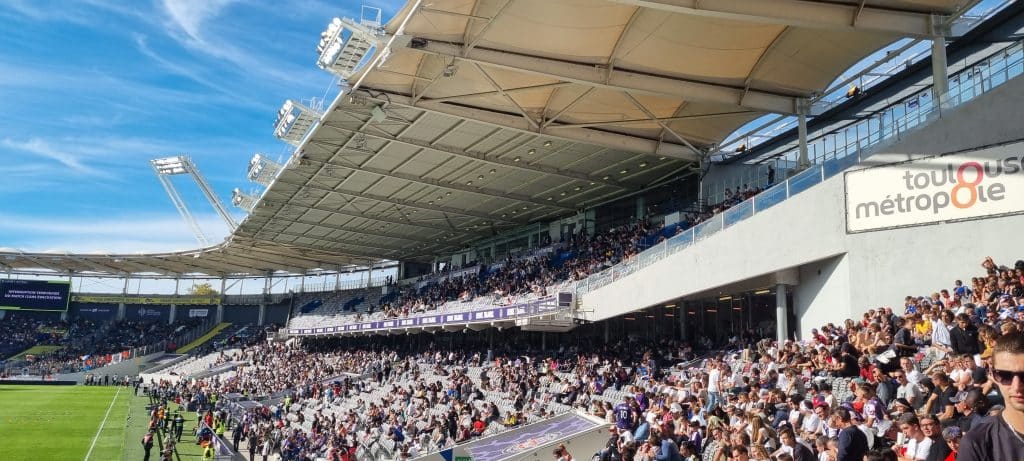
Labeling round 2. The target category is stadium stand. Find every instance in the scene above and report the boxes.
[7,2,1024,461]
[135,256,1023,461]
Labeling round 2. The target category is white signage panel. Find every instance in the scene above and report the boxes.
[845,142,1024,232]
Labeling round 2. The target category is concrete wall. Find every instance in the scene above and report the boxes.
[55,351,166,382]
[580,72,1024,339]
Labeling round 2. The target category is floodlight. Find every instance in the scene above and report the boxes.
[316,17,384,79]
[247,153,284,186]
[232,188,258,211]
[274,99,322,146]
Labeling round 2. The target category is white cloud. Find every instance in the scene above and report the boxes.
[157,0,332,90]
[1,137,111,178]
[0,212,234,253]
[161,0,236,41]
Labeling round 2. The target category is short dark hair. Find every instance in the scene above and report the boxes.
[898,413,919,427]
[993,331,1024,367]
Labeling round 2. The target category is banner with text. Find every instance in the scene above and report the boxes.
[845,142,1024,233]
[71,295,220,305]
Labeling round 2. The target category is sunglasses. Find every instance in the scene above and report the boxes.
[991,369,1024,385]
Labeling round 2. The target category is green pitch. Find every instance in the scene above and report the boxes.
[0,385,132,461]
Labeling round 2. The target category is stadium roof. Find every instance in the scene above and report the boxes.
[0,237,361,277]
[2,0,976,277]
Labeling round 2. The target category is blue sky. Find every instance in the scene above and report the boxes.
[0,0,1008,255]
[0,0,401,253]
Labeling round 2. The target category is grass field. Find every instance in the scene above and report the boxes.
[0,385,131,461]
[0,384,227,461]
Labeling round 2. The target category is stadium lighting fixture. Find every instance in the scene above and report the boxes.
[274,100,323,146]
[316,15,385,79]
[619,169,629,174]
[231,188,258,211]
[543,141,552,147]
[513,157,521,162]
[718,295,732,301]
[527,148,536,155]
[150,156,238,246]
[489,169,496,174]
[247,153,283,186]
[754,289,772,295]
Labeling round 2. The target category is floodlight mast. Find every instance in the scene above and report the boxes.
[150,156,238,247]
[151,157,210,246]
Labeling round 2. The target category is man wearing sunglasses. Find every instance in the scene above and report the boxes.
[958,331,1024,460]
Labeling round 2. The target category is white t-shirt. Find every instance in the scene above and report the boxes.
[904,436,933,461]
[708,368,721,393]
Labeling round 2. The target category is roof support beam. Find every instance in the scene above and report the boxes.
[227,238,363,268]
[623,92,704,155]
[253,187,485,237]
[205,252,311,274]
[546,111,755,129]
[271,173,521,224]
[322,116,639,188]
[406,40,802,114]
[272,216,439,245]
[256,228,427,255]
[607,0,944,38]
[356,89,701,161]
[473,63,540,129]
[427,82,575,104]
[298,143,576,211]
[178,258,256,275]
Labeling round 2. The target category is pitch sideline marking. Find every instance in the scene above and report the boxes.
[83,386,122,461]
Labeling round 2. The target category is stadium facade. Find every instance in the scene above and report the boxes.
[2,0,1023,349]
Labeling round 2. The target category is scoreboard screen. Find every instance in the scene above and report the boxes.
[0,279,71,312]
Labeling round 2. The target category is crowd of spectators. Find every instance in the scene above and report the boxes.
[0,314,83,359]
[306,184,770,324]
[1,317,206,377]
[157,256,1024,461]
[364,220,659,320]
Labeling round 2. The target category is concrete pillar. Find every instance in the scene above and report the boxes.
[931,36,949,105]
[604,321,610,343]
[217,278,226,323]
[797,114,810,168]
[636,196,646,220]
[541,332,547,351]
[118,276,129,321]
[367,262,373,287]
[258,304,266,326]
[679,304,687,341]
[169,304,176,324]
[776,284,788,344]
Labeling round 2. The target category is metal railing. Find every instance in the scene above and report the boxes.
[577,38,1024,297]
[299,275,392,293]
[703,37,1024,205]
